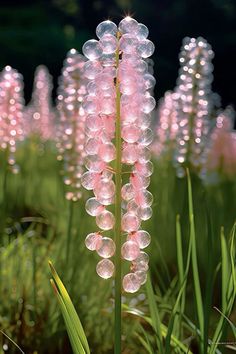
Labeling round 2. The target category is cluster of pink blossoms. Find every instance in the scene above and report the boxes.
[0,66,24,171]
[24,65,56,141]
[152,91,178,158]
[81,17,156,293]
[173,37,214,177]
[82,17,155,292]
[57,49,88,201]
[206,107,236,179]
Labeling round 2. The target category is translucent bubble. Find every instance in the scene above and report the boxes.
[85,232,102,251]
[100,97,115,114]
[98,142,116,162]
[96,20,118,39]
[122,125,140,143]
[137,39,155,58]
[143,73,156,90]
[122,212,140,232]
[83,61,103,79]
[94,180,115,199]
[131,174,150,190]
[119,34,138,54]
[85,155,106,173]
[127,200,140,215]
[96,236,116,258]
[138,147,151,163]
[81,171,99,190]
[82,39,103,60]
[133,251,149,265]
[134,189,153,207]
[121,183,134,201]
[138,206,153,220]
[86,114,103,132]
[96,259,115,279]
[96,210,115,230]
[135,270,147,285]
[123,273,141,293]
[100,34,117,54]
[134,161,153,177]
[119,17,139,34]
[141,95,156,113]
[85,197,104,216]
[122,143,138,164]
[136,23,149,40]
[138,128,153,146]
[128,230,151,249]
[121,240,140,261]
[85,138,100,155]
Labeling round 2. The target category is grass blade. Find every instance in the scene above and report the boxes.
[49,261,90,354]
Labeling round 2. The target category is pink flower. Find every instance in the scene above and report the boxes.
[82,17,155,292]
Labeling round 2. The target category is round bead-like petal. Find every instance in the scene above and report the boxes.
[129,230,151,249]
[96,237,116,258]
[96,259,115,278]
[119,17,139,34]
[137,39,155,58]
[121,240,140,261]
[123,273,141,293]
[85,197,104,216]
[100,34,117,54]
[96,20,118,39]
[82,39,103,60]
[96,210,115,230]
[122,212,140,232]
[85,232,102,251]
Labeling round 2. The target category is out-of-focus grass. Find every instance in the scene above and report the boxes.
[0,141,236,353]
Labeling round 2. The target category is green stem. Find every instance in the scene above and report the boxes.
[114,34,122,354]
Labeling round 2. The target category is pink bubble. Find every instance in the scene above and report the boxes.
[123,273,141,293]
[122,212,140,232]
[96,259,115,279]
[96,236,116,258]
[85,232,102,251]
[121,240,140,261]
[96,210,115,230]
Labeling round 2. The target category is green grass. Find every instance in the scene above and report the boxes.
[0,141,236,353]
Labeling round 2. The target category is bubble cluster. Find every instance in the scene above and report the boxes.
[205,106,236,179]
[82,17,155,291]
[0,66,24,171]
[152,91,178,158]
[173,37,214,177]
[24,66,56,141]
[56,49,88,201]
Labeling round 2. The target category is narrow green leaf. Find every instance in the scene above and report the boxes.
[49,261,90,354]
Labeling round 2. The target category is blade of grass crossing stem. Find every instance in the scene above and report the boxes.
[146,274,164,354]
[175,214,185,338]
[49,261,90,354]
[50,279,86,354]
[186,169,204,352]
[165,214,193,353]
[221,227,230,312]
[209,225,236,353]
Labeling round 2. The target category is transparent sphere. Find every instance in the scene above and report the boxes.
[121,240,140,261]
[100,34,117,54]
[83,60,103,79]
[85,197,104,216]
[122,213,140,232]
[136,23,149,40]
[135,270,147,285]
[129,230,151,249]
[94,180,115,199]
[138,206,152,221]
[133,251,149,265]
[96,259,115,279]
[82,39,103,60]
[98,142,116,162]
[85,138,100,155]
[122,125,140,143]
[123,273,141,293]
[81,171,99,190]
[121,183,134,201]
[143,73,156,90]
[134,189,153,208]
[85,232,102,251]
[138,128,153,146]
[96,210,115,230]
[141,95,156,114]
[122,143,138,164]
[96,20,118,39]
[137,39,154,58]
[96,237,116,258]
[118,17,139,34]
[119,34,138,55]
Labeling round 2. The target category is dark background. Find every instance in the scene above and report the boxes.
[0,0,235,109]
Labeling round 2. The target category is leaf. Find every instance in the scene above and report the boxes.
[49,261,90,354]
